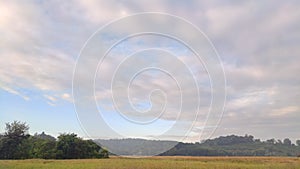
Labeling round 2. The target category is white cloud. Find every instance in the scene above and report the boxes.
[0,85,30,101]
[0,0,300,141]
[270,106,298,117]
[43,94,57,102]
[61,93,73,102]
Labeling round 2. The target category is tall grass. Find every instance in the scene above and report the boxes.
[0,156,299,169]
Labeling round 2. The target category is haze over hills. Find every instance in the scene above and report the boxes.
[95,138,177,156]
[95,135,300,157]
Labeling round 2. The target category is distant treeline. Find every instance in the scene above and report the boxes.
[0,121,109,159]
[161,135,300,156]
[1,121,300,159]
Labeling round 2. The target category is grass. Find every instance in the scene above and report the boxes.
[0,156,299,169]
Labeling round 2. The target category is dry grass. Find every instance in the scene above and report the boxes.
[0,156,299,169]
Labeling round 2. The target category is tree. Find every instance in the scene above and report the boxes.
[30,137,56,159]
[0,121,109,159]
[5,121,29,138]
[276,139,283,145]
[83,140,103,158]
[296,140,300,146]
[0,121,30,159]
[56,133,79,159]
[266,139,275,144]
[283,138,292,146]
[99,148,109,158]
[56,133,105,159]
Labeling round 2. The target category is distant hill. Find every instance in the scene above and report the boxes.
[95,138,177,156]
[95,135,300,157]
[161,135,300,156]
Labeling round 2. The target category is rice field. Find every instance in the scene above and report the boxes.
[0,156,299,169]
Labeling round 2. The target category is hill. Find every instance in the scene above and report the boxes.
[161,135,300,156]
[96,135,300,156]
[95,138,177,156]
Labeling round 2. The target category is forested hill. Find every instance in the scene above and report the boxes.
[161,135,300,156]
[97,135,300,157]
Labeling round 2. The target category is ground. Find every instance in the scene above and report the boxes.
[0,156,300,169]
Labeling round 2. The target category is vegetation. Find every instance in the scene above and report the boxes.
[0,157,299,169]
[1,121,300,159]
[0,121,108,159]
[161,135,300,156]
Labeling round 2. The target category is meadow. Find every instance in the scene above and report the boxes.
[0,156,300,169]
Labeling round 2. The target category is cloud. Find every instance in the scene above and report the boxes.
[270,106,298,116]
[75,0,132,24]
[0,0,299,141]
[61,93,73,102]
[44,94,57,103]
[0,1,79,103]
[0,85,30,101]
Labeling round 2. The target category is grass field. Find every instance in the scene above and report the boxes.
[0,156,300,169]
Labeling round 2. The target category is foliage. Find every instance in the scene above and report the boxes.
[30,136,57,159]
[161,135,300,157]
[99,148,109,158]
[283,138,292,146]
[0,121,108,159]
[56,134,103,159]
[0,121,30,159]
[1,121,299,159]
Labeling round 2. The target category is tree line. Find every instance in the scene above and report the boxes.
[161,135,300,156]
[0,121,109,159]
[1,121,299,158]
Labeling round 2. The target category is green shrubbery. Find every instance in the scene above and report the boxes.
[0,121,108,159]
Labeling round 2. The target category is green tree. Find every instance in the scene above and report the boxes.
[56,133,106,159]
[0,121,30,159]
[31,137,56,159]
[283,138,292,146]
[83,140,103,158]
[0,121,107,159]
[99,148,109,158]
[277,139,283,145]
[4,121,29,137]
[266,139,275,144]
[56,133,79,159]
[296,140,300,146]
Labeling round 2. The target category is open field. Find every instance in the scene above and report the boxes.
[0,156,300,169]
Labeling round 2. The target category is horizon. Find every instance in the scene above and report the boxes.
[1,125,298,144]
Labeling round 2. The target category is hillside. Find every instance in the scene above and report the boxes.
[162,135,300,156]
[96,135,300,157]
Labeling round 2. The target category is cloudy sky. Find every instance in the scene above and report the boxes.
[0,0,299,142]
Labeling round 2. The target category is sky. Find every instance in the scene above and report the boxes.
[0,0,299,143]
